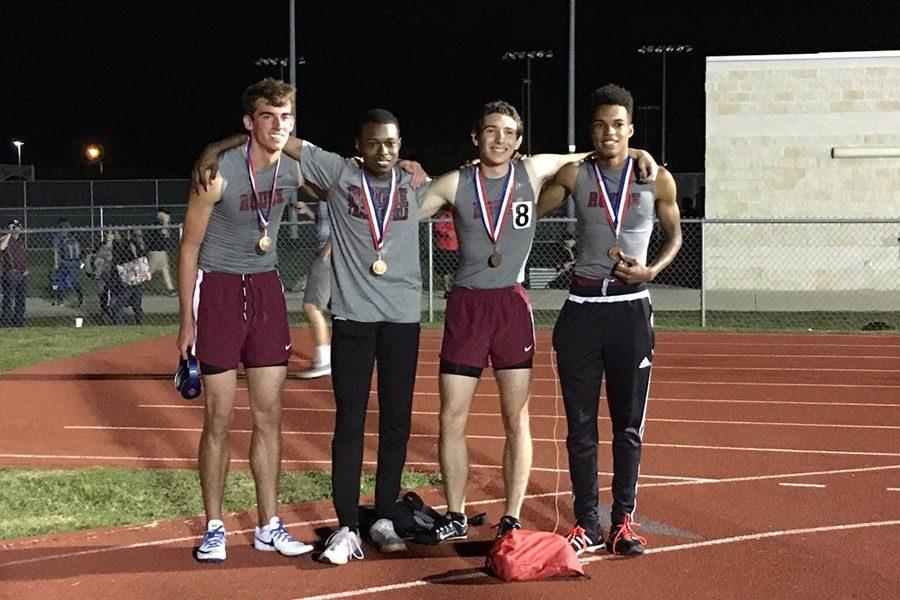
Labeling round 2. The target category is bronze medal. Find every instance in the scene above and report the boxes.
[488,251,502,268]
[607,246,624,262]
[371,258,388,276]
[258,235,273,252]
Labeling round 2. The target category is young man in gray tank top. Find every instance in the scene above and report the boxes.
[417,101,659,543]
[538,84,682,557]
[178,79,313,563]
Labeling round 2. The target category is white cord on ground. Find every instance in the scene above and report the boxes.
[550,348,563,534]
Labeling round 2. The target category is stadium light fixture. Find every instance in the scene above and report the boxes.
[501,49,554,155]
[636,44,694,165]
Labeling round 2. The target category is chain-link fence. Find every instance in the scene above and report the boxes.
[2,215,897,332]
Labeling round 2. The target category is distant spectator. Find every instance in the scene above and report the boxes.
[106,230,148,325]
[50,218,84,306]
[1,220,28,327]
[86,231,116,322]
[295,195,333,380]
[433,210,458,294]
[144,210,177,295]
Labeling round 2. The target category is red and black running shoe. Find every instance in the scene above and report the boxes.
[606,514,646,556]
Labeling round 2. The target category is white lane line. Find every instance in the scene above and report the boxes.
[887,487,900,492]
[414,351,900,359]
[779,482,826,488]
[2,464,897,569]
[0,515,339,568]
[62,425,900,457]
[158,394,900,408]
[283,376,900,388]
[0,453,704,482]
[135,405,900,428]
[416,340,900,350]
[649,418,900,430]
[582,519,900,561]
[291,520,900,600]
[410,360,900,373]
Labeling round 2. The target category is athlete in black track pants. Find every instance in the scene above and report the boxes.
[538,83,681,557]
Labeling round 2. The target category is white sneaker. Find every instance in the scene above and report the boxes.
[253,516,313,556]
[196,519,226,563]
[370,518,407,553]
[296,363,331,379]
[319,526,364,565]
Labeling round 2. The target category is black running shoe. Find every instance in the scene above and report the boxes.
[495,515,521,538]
[565,525,604,556]
[605,515,646,556]
[416,512,468,545]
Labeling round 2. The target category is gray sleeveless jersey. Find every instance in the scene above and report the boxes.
[199,146,301,274]
[452,163,536,289]
[572,157,655,279]
[300,142,426,323]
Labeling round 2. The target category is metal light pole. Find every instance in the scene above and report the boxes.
[567,0,575,154]
[256,55,306,133]
[501,50,554,155]
[636,105,660,150]
[289,0,297,88]
[637,44,693,166]
[12,141,23,166]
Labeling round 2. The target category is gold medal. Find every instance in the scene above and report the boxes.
[259,235,273,252]
[371,258,388,276]
[607,246,624,262]
[488,251,502,268]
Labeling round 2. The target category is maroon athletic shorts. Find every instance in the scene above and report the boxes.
[194,270,291,370]
[440,284,535,370]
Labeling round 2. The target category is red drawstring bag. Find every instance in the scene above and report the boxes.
[486,529,587,582]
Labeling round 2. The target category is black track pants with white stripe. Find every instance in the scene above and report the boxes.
[553,297,654,529]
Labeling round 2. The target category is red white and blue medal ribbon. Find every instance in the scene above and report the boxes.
[360,167,397,254]
[592,156,634,238]
[245,138,282,234]
[474,163,515,247]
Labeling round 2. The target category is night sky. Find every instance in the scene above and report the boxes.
[2,1,897,180]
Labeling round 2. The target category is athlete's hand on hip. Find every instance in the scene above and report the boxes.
[612,253,653,284]
[177,323,195,360]
[399,160,429,189]
[191,148,220,195]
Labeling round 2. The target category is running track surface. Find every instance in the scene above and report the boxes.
[1,330,898,600]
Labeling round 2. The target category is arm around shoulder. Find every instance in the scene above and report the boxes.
[537,161,579,218]
[526,151,592,185]
[418,171,459,219]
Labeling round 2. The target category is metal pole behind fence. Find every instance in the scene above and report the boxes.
[700,218,707,328]
[155,179,159,209]
[99,206,104,235]
[21,180,28,231]
[427,221,434,323]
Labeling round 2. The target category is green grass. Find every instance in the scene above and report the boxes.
[0,325,177,371]
[0,467,441,540]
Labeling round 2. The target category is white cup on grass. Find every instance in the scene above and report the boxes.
[75,317,83,328]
